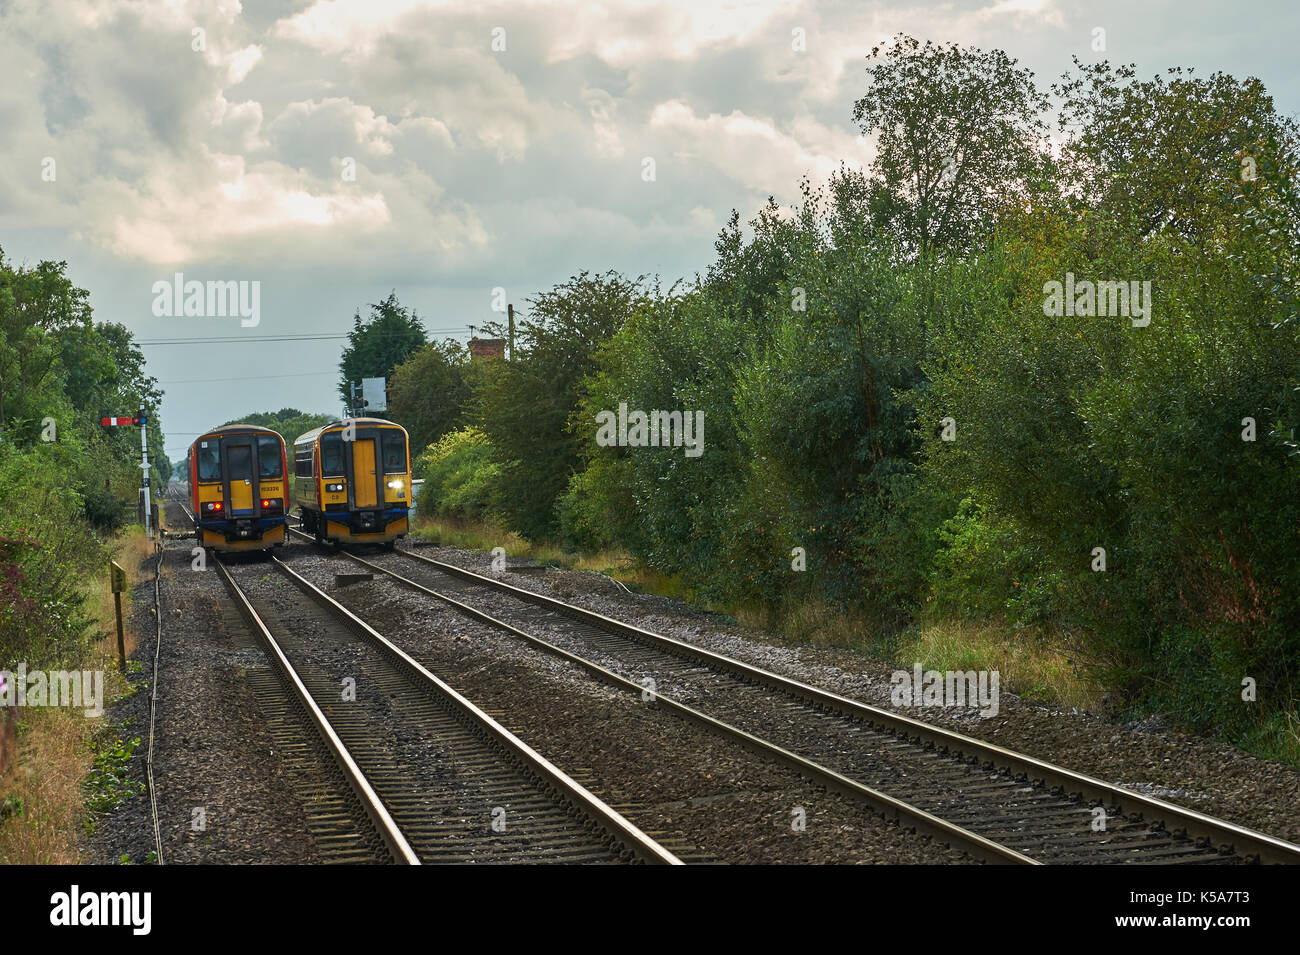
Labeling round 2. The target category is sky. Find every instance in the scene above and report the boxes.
[1,0,1297,462]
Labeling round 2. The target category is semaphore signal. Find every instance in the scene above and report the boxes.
[100,410,153,537]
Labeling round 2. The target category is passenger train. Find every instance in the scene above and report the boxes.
[293,417,411,547]
[186,425,289,552]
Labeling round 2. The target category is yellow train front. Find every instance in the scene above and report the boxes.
[294,418,410,547]
[187,425,289,552]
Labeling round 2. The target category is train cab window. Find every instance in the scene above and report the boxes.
[197,443,220,482]
[381,431,407,473]
[320,434,344,477]
[257,436,283,479]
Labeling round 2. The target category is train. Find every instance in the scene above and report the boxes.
[186,424,289,552]
[293,417,411,547]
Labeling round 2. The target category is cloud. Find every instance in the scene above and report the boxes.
[648,99,872,194]
[3,0,1294,452]
[975,0,1066,29]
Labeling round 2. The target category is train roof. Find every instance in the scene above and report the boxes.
[293,417,408,446]
[190,424,285,445]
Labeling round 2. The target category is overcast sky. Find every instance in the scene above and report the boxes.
[1,0,1296,460]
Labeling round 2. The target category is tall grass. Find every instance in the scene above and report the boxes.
[0,526,151,864]
[413,514,687,596]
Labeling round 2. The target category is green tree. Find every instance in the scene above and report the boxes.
[852,34,1052,261]
[388,339,473,454]
[917,62,1300,734]
[475,271,646,540]
[0,247,165,527]
[0,250,88,435]
[223,408,335,442]
[1053,61,1295,246]
[337,292,427,410]
[565,201,804,589]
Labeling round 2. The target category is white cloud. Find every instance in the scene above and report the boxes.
[275,0,451,56]
[975,0,1066,28]
[218,44,264,85]
[104,158,392,263]
[648,100,871,194]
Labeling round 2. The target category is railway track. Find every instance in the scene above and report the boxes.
[146,542,165,865]
[287,529,1300,865]
[169,493,392,862]
[178,497,680,863]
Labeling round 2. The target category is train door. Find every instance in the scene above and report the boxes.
[352,438,378,508]
[223,438,259,514]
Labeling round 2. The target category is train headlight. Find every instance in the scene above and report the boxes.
[386,479,404,490]
[325,482,344,493]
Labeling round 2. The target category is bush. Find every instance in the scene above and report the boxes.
[926,500,1054,627]
[0,444,107,669]
[413,428,501,521]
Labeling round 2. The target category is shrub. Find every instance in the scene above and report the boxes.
[413,427,501,521]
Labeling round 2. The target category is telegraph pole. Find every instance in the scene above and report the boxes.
[507,303,515,359]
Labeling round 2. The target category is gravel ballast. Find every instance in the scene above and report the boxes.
[87,505,327,864]
[283,547,975,864]
[407,541,1300,846]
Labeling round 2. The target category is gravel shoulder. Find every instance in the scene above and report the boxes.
[85,508,322,864]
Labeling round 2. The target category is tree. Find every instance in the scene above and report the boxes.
[0,247,166,525]
[222,408,335,442]
[0,249,90,435]
[387,339,473,454]
[852,34,1052,261]
[475,271,646,539]
[1053,61,1297,246]
[60,321,167,488]
[337,292,427,410]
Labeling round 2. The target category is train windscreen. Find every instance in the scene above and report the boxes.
[196,441,220,482]
[320,433,344,476]
[381,431,406,473]
[257,435,283,478]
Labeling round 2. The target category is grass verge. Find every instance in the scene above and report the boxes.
[892,618,1106,714]
[414,514,688,598]
[0,526,152,864]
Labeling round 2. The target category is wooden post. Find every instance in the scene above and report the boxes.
[110,560,127,672]
[0,683,14,778]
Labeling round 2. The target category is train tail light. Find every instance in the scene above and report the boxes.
[201,501,224,516]
[260,498,284,516]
